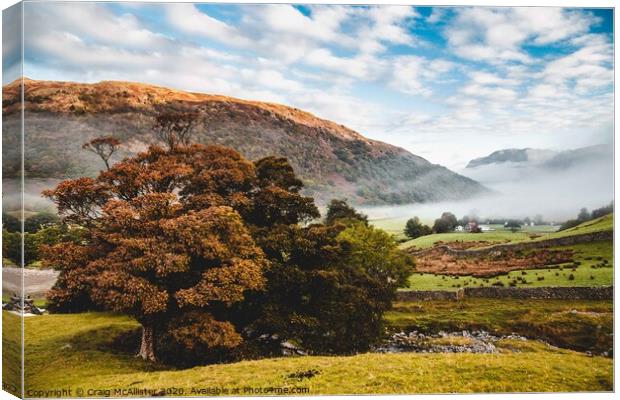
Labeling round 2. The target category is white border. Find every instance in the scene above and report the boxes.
[0,1,616,400]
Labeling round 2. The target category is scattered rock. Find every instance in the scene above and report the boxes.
[287,368,321,381]
[2,294,44,315]
[374,329,530,354]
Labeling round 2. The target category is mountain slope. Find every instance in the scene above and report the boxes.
[466,148,559,168]
[2,78,487,205]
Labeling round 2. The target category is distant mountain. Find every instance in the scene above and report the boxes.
[2,78,487,206]
[465,145,610,171]
[466,148,558,168]
[466,148,530,168]
[459,144,613,220]
[542,145,612,170]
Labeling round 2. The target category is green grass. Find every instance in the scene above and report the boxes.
[540,214,613,239]
[399,213,613,250]
[406,240,613,290]
[490,224,559,233]
[399,230,531,250]
[386,298,613,354]
[2,311,22,397]
[372,218,559,242]
[1,309,609,395]
[369,217,421,241]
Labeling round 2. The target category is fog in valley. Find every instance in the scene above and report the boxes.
[361,154,613,224]
[4,147,613,226]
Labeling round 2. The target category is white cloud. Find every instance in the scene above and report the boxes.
[539,33,613,93]
[427,8,447,24]
[445,7,597,64]
[18,3,613,172]
[388,56,455,96]
[26,2,171,50]
[164,4,250,47]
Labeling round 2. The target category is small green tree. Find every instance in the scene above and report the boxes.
[2,230,20,265]
[505,220,522,233]
[338,222,413,288]
[325,199,368,226]
[404,217,431,239]
[432,212,457,233]
[577,207,591,222]
[2,214,20,232]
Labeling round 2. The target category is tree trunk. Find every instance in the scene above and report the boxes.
[137,325,157,362]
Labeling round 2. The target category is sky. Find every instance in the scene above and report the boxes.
[3,2,614,169]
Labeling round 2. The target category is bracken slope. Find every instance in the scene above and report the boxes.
[2,78,487,205]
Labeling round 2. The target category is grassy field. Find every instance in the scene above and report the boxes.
[406,240,613,290]
[399,230,532,249]
[399,214,613,250]
[2,311,22,397]
[542,214,613,239]
[2,310,610,395]
[386,298,613,354]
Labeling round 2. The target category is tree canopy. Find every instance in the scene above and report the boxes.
[44,139,412,364]
[44,144,271,361]
[404,216,432,239]
[325,199,368,226]
[432,212,458,233]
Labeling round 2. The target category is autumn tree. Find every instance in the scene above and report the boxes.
[44,144,268,362]
[44,140,413,362]
[154,111,200,150]
[82,136,121,170]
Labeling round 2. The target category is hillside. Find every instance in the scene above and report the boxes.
[400,213,613,250]
[2,78,486,205]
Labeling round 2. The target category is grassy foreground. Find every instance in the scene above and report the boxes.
[2,311,22,397]
[2,308,611,396]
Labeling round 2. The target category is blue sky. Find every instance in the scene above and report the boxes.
[4,2,614,169]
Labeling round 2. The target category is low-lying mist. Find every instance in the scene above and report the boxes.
[4,155,613,226]
[359,158,613,224]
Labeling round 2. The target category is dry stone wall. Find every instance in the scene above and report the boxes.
[397,286,613,301]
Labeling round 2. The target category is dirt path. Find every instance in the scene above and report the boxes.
[2,267,59,298]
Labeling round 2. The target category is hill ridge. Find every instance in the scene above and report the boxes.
[2,78,487,205]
